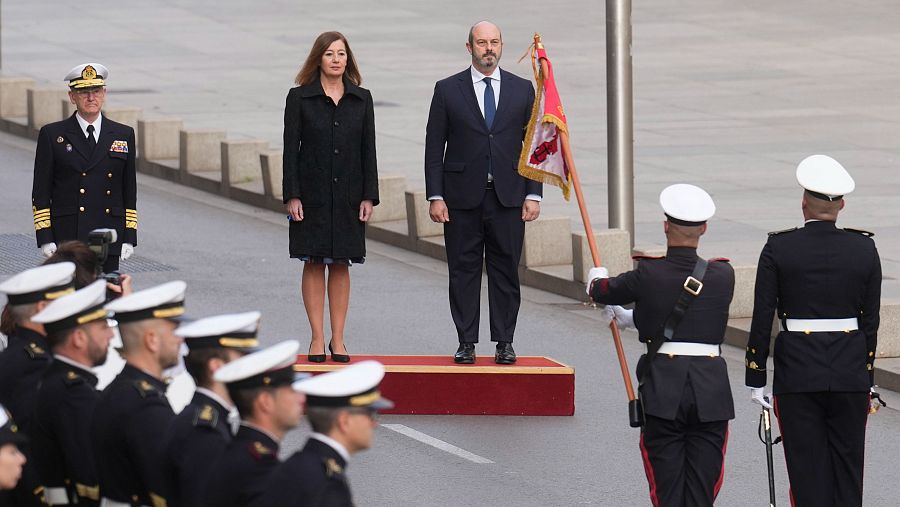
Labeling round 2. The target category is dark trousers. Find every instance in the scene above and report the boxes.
[774,392,868,507]
[103,254,120,273]
[443,188,524,343]
[640,381,728,507]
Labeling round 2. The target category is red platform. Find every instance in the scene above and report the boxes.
[294,355,574,416]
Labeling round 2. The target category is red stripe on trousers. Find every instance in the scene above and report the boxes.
[639,432,660,507]
[713,425,730,499]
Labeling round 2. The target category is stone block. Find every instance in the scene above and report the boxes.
[61,99,75,118]
[0,77,35,117]
[370,174,406,223]
[405,191,443,239]
[138,118,182,160]
[521,216,572,267]
[729,265,757,319]
[260,150,283,199]
[221,139,267,188]
[104,106,142,132]
[27,88,68,129]
[573,229,632,282]
[179,129,225,174]
[877,301,900,358]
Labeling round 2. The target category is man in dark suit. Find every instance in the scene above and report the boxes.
[32,63,137,273]
[424,21,541,364]
[745,155,881,507]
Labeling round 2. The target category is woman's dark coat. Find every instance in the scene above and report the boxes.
[283,78,379,259]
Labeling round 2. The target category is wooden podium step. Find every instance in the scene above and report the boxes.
[294,355,575,416]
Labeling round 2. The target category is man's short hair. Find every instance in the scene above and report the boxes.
[228,386,272,419]
[185,348,232,388]
[305,406,342,434]
[45,326,76,350]
[666,221,705,240]
[6,303,39,327]
[804,190,843,216]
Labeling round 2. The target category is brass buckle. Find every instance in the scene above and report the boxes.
[683,276,703,296]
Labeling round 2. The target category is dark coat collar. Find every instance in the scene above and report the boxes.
[304,437,348,468]
[48,356,99,387]
[297,77,367,99]
[119,363,167,391]
[11,325,48,346]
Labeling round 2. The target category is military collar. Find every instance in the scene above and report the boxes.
[310,432,351,463]
[194,387,235,413]
[51,354,99,387]
[11,326,49,346]
[237,422,280,448]
[297,77,366,100]
[120,363,167,391]
[803,219,837,230]
[665,246,699,260]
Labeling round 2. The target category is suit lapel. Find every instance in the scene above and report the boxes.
[456,71,488,133]
[493,69,513,131]
[64,114,92,162]
[86,119,118,171]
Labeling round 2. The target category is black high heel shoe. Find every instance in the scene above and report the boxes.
[329,341,350,363]
[308,343,326,363]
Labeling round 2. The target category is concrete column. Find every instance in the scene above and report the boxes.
[138,118,182,160]
[27,88,68,129]
[877,303,900,358]
[405,191,443,239]
[729,265,757,319]
[61,99,75,118]
[0,77,35,117]
[179,129,225,175]
[260,150,283,199]
[370,174,406,223]
[521,217,573,267]
[573,229,632,282]
[221,139,267,188]
[104,106,142,132]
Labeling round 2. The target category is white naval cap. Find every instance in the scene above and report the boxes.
[31,280,108,335]
[104,281,187,324]
[214,340,308,390]
[659,183,716,226]
[64,63,108,89]
[175,311,262,352]
[294,360,394,410]
[0,262,76,306]
[796,154,855,202]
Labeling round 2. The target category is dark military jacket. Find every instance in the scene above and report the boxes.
[31,357,101,506]
[32,113,137,255]
[258,437,353,507]
[91,363,173,506]
[164,390,233,507]
[282,78,379,259]
[591,247,736,422]
[745,221,881,394]
[202,424,280,507]
[0,326,50,429]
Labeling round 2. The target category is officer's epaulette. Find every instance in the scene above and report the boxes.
[248,441,274,461]
[192,404,218,428]
[24,341,49,360]
[133,379,163,398]
[709,257,730,263]
[64,370,86,386]
[768,227,798,236]
[844,227,875,237]
[323,457,344,478]
[632,254,664,261]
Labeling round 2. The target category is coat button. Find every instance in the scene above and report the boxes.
[333,148,339,155]
[489,134,494,139]
[79,206,85,212]
[107,172,113,178]
[334,121,340,127]
[81,172,86,176]
[333,177,339,183]
[80,188,85,194]
[105,208,110,214]
[106,190,111,196]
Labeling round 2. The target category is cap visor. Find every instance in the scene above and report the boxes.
[370,397,394,410]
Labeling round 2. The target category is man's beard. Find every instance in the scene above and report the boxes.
[476,52,499,70]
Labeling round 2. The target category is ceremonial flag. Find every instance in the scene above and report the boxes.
[517,43,572,200]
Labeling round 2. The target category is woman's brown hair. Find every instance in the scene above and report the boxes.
[294,31,361,86]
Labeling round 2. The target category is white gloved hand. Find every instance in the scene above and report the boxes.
[611,306,635,329]
[120,243,134,260]
[585,266,609,295]
[749,387,773,409]
[40,242,57,258]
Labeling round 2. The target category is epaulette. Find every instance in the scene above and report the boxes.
[323,457,344,478]
[632,254,664,261]
[844,227,874,237]
[248,441,274,461]
[133,379,162,398]
[24,341,49,360]
[710,257,730,263]
[64,370,85,386]
[768,227,798,236]
[192,404,218,428]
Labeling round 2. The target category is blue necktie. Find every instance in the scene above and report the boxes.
[483,77,495,129]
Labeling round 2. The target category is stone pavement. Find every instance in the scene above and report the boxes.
[2,0,898,300]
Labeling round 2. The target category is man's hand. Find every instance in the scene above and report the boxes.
[429,199,450,223]
[585,266,609,296]
[41,242,57,258]
[120,243,134,260]
[359,200,374,222]
[286,198,303,222]
[522,199,540,222]
[749,387,773,409]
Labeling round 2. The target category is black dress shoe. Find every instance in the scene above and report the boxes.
[308,343,326,363]
[495,342,516,364]
[454,343,476,364]
[329,341,350,363]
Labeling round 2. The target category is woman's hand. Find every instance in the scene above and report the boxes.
[287,198,304,222]
[106,273,133,298]
[359,200,374,222]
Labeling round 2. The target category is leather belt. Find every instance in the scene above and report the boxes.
[101,499,148,507]
[655,342,720,357]
[43,487,69,505]
[784,318,858,333]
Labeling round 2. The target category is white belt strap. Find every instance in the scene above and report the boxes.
[101,499,148,507]
[784,318,858,333]
[43,487,69,505]
[656,342,720,357]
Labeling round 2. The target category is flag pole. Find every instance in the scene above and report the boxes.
[533,34,636,404]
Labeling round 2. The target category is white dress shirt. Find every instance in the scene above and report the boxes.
[75,112,103,143]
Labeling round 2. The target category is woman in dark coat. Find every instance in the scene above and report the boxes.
[283,31,379,363]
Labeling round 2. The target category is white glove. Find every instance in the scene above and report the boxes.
[585,266,609,295]
[120,243,134,260]
[40,242,57,258]
[749,387,773,409]
[611,306,634,329]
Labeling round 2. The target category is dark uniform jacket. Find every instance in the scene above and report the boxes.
[32,113,137,255]
[591,247,736,422]
[282,78,379,259]
[202,424,280,507]
[164,390,233,507]
[258,437,353,507]
[0,327,50,429]
[90,364,173,506]
[745,221,881,394]
[31,357,101,506]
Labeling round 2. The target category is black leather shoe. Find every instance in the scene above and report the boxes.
[454,343,476,364]
[495,342,516,364]
[329,341,350,363]
[308,343,326,363]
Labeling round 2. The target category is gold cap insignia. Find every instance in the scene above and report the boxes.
[82,65,97,80]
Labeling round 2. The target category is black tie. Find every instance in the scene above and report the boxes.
[86,125,97,150]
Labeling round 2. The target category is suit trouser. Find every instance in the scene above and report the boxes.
[443,188,524,343]
[774,392,868,507]
[640,380,728,507]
